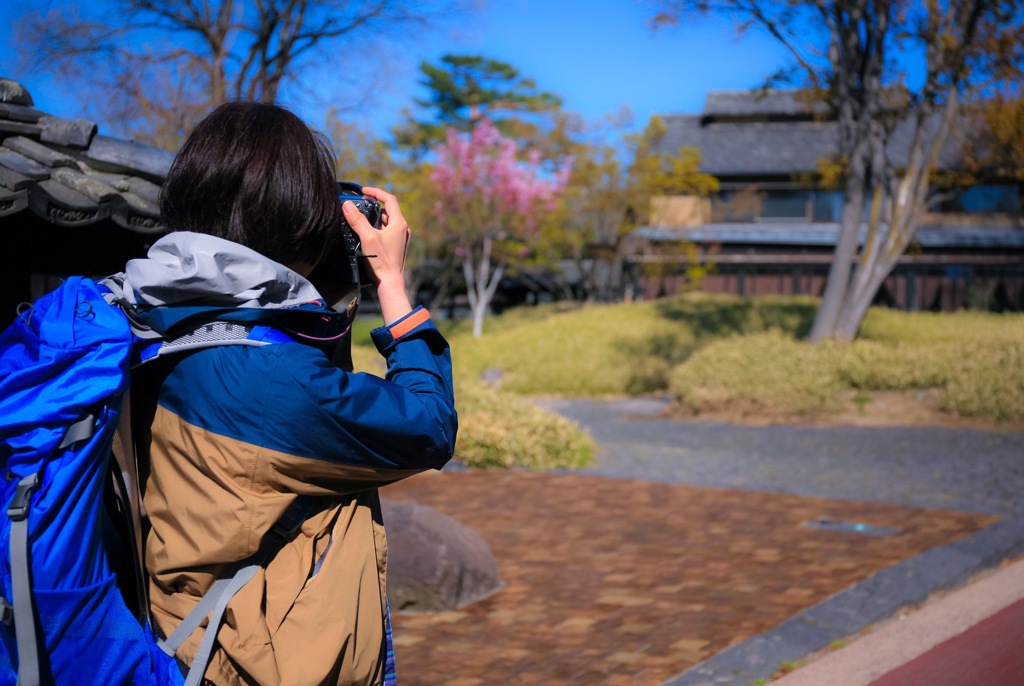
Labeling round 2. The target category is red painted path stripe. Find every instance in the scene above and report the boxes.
[867,597,1024,686]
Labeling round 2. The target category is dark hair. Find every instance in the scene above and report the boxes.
[159,101,340,267]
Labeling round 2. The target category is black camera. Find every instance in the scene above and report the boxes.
[307,181,383,289]
[337,181,383,260]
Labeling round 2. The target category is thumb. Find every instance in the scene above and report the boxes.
[343,201,373,240]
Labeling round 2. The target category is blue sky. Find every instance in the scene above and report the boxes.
[1,0,792,142]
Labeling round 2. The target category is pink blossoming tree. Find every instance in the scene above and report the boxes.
[430,118,572,337]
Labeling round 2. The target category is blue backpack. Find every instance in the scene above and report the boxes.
[0,277,297,686]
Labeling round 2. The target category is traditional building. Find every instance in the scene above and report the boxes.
[0,78,174,327]
[633,90,1024,311]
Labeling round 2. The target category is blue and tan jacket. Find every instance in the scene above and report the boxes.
[115,232,457,686]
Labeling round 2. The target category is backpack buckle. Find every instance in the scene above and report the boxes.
[7,473,40,522]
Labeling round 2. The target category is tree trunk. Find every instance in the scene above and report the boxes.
[463,237,505,338]
[470,298,487,338]
[808,0,889,342]
[809,162,868,342]
[828,98,957,341]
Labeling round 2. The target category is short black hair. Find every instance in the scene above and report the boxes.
[160,101,340,267]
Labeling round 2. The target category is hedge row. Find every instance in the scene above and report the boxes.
[668,329,1024,422]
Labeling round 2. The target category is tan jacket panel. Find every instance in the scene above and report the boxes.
[145,404,413,685]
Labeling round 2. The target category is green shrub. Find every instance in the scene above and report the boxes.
[446,293,818,397]
[453,380,596,469]
[655,294,819,340]
[860,308,1024,346]
[437,300,582,338]
[449,301,699,396]
[351,343,387,376]
[349,317,379,348]
[668,330,845,416]
[834,340,950,390]
[358,297,1024,425]
[624,356,674,395]
[939,342,1024,421]
[666,324,1024,423]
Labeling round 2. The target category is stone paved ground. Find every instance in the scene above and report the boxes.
[384,470,996,686]
[536,397,1024,515]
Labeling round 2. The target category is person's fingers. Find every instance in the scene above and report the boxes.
[360,186,397,209]
[341,193,412,321]
[361,186,407,230]
[342,201,377,243]
[355,189,410,264]
[343,200,408,280]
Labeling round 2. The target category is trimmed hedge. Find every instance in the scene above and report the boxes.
[938,341,1024,421]
[667,320,1024,422]
[447,294,819,397]
[668,331,845,416]
[452,379,596,470]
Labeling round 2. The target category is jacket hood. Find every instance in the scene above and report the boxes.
[105,232,348,338]
[117,231,322,309]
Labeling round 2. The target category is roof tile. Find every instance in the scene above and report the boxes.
[5,136,78,168]
[126,177,162,205]
[656,92,964,175]
[78,168,132,190]
[0,185,28,218]
[52,167,122,203]
[0,120,43,137]
[84,134,174,180]
[0,103,47,123]
[39,115,98,149]
[703,90,829,118]
[0,80,33,107]
[0,148,51,180]
[0,79,171,233]
[33,178,111,226]
[119,189,160,214]
[0,166,34,191]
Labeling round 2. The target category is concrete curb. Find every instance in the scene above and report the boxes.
[661,512,1024,686]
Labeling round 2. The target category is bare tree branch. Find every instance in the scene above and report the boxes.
[12,0,471,147]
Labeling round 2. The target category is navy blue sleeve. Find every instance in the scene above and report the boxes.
[273,307,457,472]
[156,307,457,485]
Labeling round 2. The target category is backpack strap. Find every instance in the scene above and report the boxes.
[6,412,102,686]
[91,291,313,682]
[111,391,149,619]
[7,473,41,686]
[137,322,295,365]
[161,564,260,686]
[156,495,314,683]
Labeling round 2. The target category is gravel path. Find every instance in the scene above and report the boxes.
[534,397,1024,515]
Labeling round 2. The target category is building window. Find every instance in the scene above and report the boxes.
[938,185,1020,214]
[710,189,842,223]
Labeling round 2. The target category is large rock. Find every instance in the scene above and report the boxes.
[382,498,503,613]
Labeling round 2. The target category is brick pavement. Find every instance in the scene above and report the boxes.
[382,470,997,686]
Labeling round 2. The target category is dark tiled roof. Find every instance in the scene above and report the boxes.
[702,90,829,119]
[0,78,174,233]
[660,114,839,175]
[657,90,964,177]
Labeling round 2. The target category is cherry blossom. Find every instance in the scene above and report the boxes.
[430,118,572,337]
